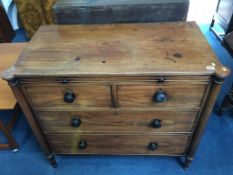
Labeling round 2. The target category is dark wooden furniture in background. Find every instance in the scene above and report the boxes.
[53,0,189,24]
[224,30,233,54]
[210,0,233,112]
[210,0,233,39]
[0,4,15,42]
[2,22,230,168]
[219,83,233,115]
[0,43,27,151]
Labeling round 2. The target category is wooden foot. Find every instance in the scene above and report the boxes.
[183,156,193,169]
[47,154,57,168]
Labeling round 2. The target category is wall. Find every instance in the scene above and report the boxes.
[187,0,219,23]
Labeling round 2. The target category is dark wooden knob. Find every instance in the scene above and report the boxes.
[148,142,158,151]
[78,140,87,150]
[71,117,81,127]
[150,119,162,128]
[64,90,76,103]
[153,88,167,103]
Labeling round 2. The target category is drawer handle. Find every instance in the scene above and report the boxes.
[150,119,162,129]
[71,117,82,127]
[78,140,88,150]
[64,90,76,103]
[153,88,167,103]
[148,142,158,151]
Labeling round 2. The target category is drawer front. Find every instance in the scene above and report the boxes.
[23,84,111,108]
[37,111,197,133]
[117,83,206,108]
[46,134,189,155]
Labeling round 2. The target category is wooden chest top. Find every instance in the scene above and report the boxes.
[2,22,229,80]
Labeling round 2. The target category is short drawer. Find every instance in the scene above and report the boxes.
[46,134,190,155]
[117,83,207,109]
[23,84,111,108]
[36,111,197,133]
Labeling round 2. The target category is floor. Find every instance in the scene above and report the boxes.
[0,25,233,175]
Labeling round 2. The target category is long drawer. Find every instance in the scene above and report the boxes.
[45,134,190,155]
[36,111,198,133]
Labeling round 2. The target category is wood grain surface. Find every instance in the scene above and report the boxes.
[1,22,229,167]
[23,83,112,108]
[0,43,27,109]
[22,80,207,110]
[118,83,207,108]
[36,111,198,133]
[46,133,190,155]
[2,22,230,80]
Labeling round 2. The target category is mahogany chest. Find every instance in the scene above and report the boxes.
[2,22,230,168]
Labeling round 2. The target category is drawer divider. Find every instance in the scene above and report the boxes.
[111,84,119,108]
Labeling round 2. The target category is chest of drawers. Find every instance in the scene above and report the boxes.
[2,22,230,168]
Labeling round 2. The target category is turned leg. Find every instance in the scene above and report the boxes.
[183,156,194,169]
[10,80,54,165]
[47,153,57,168]
[184,77,225,169]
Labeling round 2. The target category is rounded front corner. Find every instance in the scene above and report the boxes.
[1,66,16,81]
[214,65,231,80]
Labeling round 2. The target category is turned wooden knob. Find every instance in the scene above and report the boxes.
[64,90,76,103]
[153,88,167,103]
[78,140,87,150]
[71,117,82,127]
[150,119,162,129]
[148,142,158,151]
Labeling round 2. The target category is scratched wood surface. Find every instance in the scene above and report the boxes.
[2,22,229,80]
